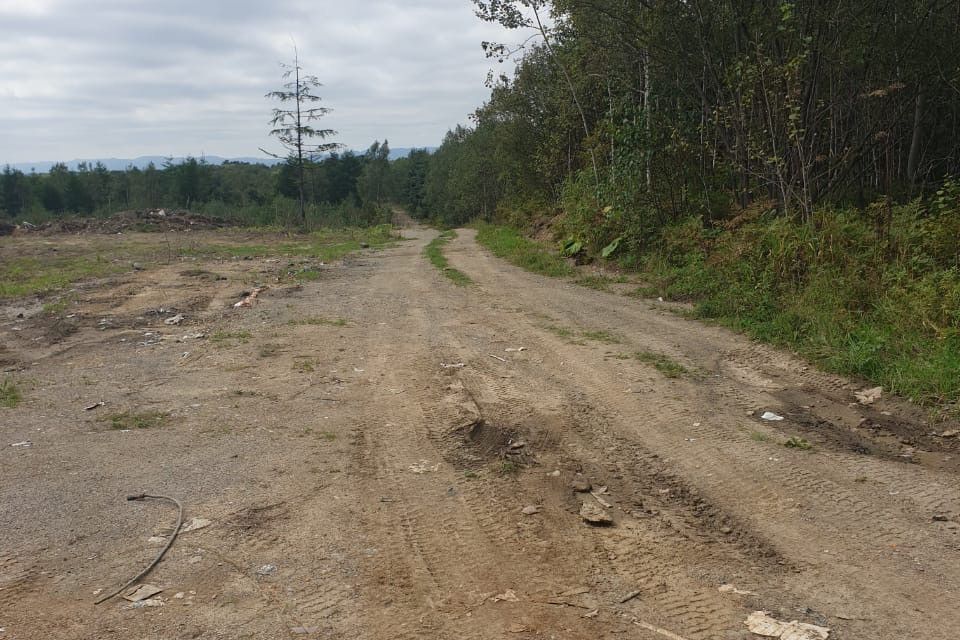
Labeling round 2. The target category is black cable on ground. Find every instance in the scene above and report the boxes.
[94,493,183,605]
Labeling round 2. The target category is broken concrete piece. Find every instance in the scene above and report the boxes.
[854,386,883,405]
[122,584,163,602]
[579,501,613,525]
[745,611,829,639]
[164,314,185,326]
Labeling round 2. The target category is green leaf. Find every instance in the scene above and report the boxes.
[601,237,623,259]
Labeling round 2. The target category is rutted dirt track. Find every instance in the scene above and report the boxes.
[2,225,959,639]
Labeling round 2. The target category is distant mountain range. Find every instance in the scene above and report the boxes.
[6,148,435,173]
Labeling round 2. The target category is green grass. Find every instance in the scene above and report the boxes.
[424,230,473,285]
[0,378,22,408]
[784,436,813,450]
[289,317,348,327]
[581,330,622,344]
[574,275,614,290]
[750,431,772,443]
[632,350,689,378]
[0,254,125,299]
[183,225,397,262]
[475,223,574,278]
[210,330,252,345]
[102,411,168,430]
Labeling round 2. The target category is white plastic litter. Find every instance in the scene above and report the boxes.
[745,611,829,639]
[760,411,785,421]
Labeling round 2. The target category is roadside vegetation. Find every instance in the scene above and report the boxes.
[0,378,22,408]
[380,3,960,410]
[424,230,472,286]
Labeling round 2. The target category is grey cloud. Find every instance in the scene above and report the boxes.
[0,0,518,162]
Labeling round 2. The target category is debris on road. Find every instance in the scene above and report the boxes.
[164,314,185,326]
[10,441,32,448]
[591,491,613,508]
[719,584,757,596]
[84,401,105,411]
[122,584,163,602]
[256,564,278,577]
[180,517,212,534]
[631,617,692,640]
[938,429,958,438]
[508,623,530,633]
[492,589,520,603]
[409,461,440,474]
[760,411,785,421]
[234,287,267,308]
[745,611,830,639]
[582,609,599,618]
[489,354,508,362]
[854,386,883,405]
[441,362,466,369]
[619,590,642,603]
[505,347,527,352]
[571,479,592,493]
[579,501,613,525]
[521,505,541,515]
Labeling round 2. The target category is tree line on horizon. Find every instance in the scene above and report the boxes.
[0,141,399,227]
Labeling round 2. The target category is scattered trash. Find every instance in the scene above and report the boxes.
[571,480,592,493]
[760,411,785,422]
[631,617,691,640]
[505,347,527,353]
[409,461,440,474]
[147,536,167,545]
[521,505,541,515]
[122,584,163,602]
[938,429,958,438]
[619,590,642,603]
[932,514,950,522]
[579,501,613,525]
[164,314,185,326]
[10,441,32,448]
[128,598,164,609]
[854,386,883,405]
[256,564,278,577]
[745,611,829,639]
[719,584,757,596]
[84,401,105,411]
[441,362,466,369]
[180,517,212,534]
[489,354,508,362]
[508,623,530,633]
[591,491,613,508]
[509,441,526,450]
[492,589,520,603]
[582,609,599,619]
[547,470,561,477]
[173,592,185,599]
[234,287,267,308]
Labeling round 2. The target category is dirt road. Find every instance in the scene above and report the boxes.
[2,225,958,639]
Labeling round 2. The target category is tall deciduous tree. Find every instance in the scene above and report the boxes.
[262,46,340,224]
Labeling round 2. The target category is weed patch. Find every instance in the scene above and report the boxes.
[0,378,22,408]
[289,317,347,327]
[633,350,689,378]
[784,436,813,450]
[210,330,252,345]
[103,411,168,430]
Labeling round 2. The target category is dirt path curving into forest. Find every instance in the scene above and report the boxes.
[2,225,958,639]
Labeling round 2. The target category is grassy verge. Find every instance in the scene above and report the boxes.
[632,351,690,378]
[475,223,574,278]
[424,231,472,286]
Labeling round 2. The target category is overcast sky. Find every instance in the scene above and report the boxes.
[0,0,520,163]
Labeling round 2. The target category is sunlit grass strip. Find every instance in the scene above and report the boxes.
[424,231,472,286]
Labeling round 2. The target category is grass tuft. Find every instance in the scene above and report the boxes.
[633,350,689,378]
[0,378,22,408]
[102,410,168,430]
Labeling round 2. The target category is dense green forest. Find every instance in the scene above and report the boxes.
[388,0,960,405]
[0,141,396,227]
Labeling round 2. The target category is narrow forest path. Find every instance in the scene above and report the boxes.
[1,225,958,639]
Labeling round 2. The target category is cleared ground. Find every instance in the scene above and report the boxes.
[1,223,959,639]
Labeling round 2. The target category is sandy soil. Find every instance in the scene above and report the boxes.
[1,224,958,639]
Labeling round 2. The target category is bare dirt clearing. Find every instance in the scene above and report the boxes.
[2,225,959,639]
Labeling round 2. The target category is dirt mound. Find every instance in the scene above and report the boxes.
[27,209,231,234]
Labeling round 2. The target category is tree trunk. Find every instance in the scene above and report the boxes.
[907,86,924,186]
